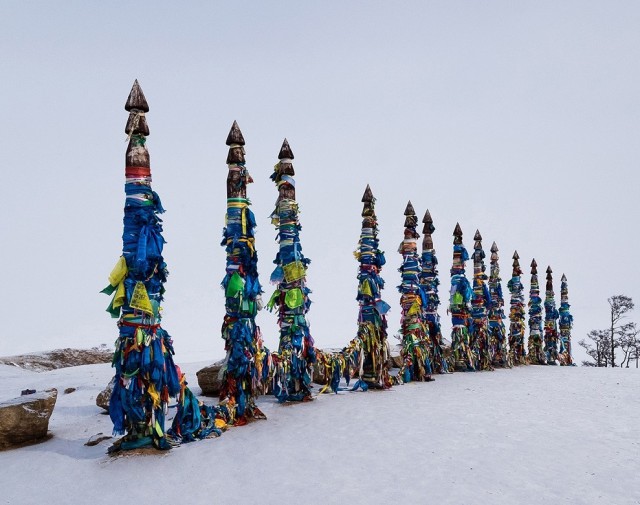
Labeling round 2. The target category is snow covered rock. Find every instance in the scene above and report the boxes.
[0,388,57,450]
[0,346,112,372]
[196,359,226,396]
[390,344,403,368]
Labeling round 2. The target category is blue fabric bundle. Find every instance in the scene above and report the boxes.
[104,132,196,450]
[487,245,509,367]
[507,255,527,365]
[469,236,493,371]
[268,152,316,403]
[543,269,560,365]
[396,204,433,383]
[419,250,449,373]
[558,275,574,366]
[218,159,268,421]
[167,386,224,442]
[352,190,391,389]
[527,262,545,364]
[450,237,475,371]
[316,186,391,392]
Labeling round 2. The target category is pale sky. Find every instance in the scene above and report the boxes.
[1,1,638,365]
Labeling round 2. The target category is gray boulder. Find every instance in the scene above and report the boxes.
[196,359,226,397]
[96,377,115,412]
[0,389,57,450]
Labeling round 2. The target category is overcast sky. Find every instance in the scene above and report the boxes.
[1,1,638,366]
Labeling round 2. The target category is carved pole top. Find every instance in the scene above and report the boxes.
[278,138,294,160]
[404,200,415,216]
[226,121,246,165]
[125,80,150,169]
[453,222,463,245]
[422,209,435,236]
[362,184,374,203]
[546,266,554,291]
[125,79,149,112]
[226,120,245,146]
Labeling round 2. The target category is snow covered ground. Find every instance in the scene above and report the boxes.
[0,362,638,505]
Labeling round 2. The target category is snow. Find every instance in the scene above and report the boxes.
[0,363,638,504]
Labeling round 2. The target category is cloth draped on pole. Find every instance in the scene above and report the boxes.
[218,121,269,425]
[507,251,527,365]
[315,186,392,392]
[543,266,560,365]
[396,202,433,383]
[469,231,493,371]
[527,259,546,365]
[347,185,392,390]
[449,223,475,371]
[488,242,510,368]
[267,139,316,402]
[419,210,449,374]
[558,274,574,366]
[103,80,205,452]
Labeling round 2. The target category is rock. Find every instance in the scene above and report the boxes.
[21,389,36,396]
[64,387,76,395]
[85,433,112,447]
[312,348,344,385]
[0,389,57,450]
[312,360,328,385]
[96,377,115,412]
[0,346,113,372]
[196,359,226,397]
[390,344,403,368]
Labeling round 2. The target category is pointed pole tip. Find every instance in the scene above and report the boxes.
[404,200,415,216]
[361,184,374,203]
[226,121,245,146]
[278,138,294,160]
[125,79,149,112]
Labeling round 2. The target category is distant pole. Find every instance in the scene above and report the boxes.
[527,259,546,364]
[218,121,268,425]
[352,185,392,389]
[267,139,316,401]
[103,81,183,451]
[470,230,493,370]
[543,266,560,365]
[507,251,527,365]
[450,223,475,371]
[488,242,510,367]
[558,274,574,366]
[419,210,448,373]
[397,201,433,382]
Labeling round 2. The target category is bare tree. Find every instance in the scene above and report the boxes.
[620,323,640,368]
[607,295,634,367]
[579,329,610,367]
